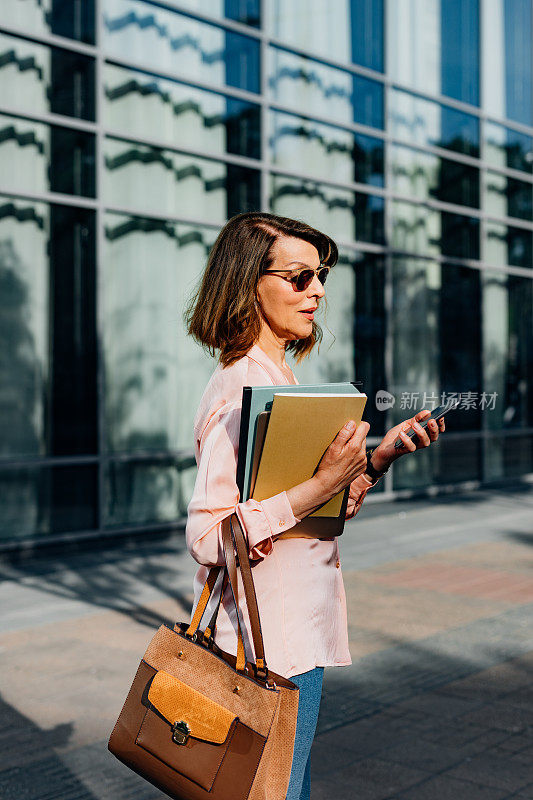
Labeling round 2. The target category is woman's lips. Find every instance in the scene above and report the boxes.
[299,310,315,320]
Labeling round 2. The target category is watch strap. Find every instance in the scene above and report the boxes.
[365,447,389,483]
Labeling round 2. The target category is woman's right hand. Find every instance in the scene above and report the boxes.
[285,420,370,521]
[313,420,370,500]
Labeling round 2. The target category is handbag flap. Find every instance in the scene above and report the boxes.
[148,670,237,744]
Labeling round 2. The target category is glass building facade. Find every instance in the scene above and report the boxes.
[1,0,532,546]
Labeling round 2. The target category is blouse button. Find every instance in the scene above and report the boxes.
[336,560,340,569]
[279,520,285,527]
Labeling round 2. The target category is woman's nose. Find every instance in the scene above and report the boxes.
[308,274,326,298]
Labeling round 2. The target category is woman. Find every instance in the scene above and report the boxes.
[185,212,444,800]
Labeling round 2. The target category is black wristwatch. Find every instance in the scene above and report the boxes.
[365,447,390,483]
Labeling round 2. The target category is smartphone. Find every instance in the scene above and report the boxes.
[393,399,459,449]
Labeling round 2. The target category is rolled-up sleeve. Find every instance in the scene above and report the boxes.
[345,472,378,519]
[186,400,301,566]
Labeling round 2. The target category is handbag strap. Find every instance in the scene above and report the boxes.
[184,513,269,679]
[227,513,268,675]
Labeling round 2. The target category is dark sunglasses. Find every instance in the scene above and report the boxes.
[263,266,330,291]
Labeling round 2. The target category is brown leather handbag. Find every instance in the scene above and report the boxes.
[108,513,299,800]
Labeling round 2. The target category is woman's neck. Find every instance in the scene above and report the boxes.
[255,327,288,370]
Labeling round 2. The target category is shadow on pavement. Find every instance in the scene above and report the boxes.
[0,538,195,629]
[0,694,98,800]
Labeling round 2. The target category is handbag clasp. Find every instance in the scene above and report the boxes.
[171,720,191,745]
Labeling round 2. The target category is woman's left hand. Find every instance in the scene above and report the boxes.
[369,409,445,472]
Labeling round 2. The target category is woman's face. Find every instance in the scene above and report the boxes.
[256,235,326,342]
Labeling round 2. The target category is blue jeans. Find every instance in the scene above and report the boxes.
[285,667,324,800]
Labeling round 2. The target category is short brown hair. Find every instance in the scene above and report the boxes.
[185,211,338,367]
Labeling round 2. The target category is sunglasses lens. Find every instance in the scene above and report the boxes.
[293,270,314,291]
[318,267,329,285]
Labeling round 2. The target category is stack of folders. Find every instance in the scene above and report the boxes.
[236,384,367,539]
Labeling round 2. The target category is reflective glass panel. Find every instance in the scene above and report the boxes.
[104,457,193,527]
[103,137,259,219]
[387,0,479,106]
[102,213,217,455]
[267,0,384,72]
[484,171,533,222]
[483,0,532,127]
[390,144,479,209]
[165,0,260,27]
[388,89,480,158]
[481,269,533,479]
[270,111,384,186]
[484,121,533,175]
[0,33,95,121]
[3,0,95,44]
[0,197,97,458]
[269,47,384,130]
[390,257,483,489]
[0,463,98,541]
[391,201,480,260]
[270,175,384,245]
[103,0,260,94]
[393,436,482,489]
[0,113,96,198]
[485,433,533,479]
[485,221,533,269]
[352,253,387,437]
[103,63,260,159]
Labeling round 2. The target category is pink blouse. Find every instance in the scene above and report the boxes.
[186,344,378,679]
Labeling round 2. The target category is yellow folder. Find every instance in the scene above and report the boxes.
[251,393,367,517]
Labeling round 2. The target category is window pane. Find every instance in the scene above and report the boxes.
[353,254,387,436]
[0,33,96,121]
[0,463,98,542]
[482,270,533,432]
[0,197,97,458]
[270,111,384,186]
[269,47,384,130]
[484,171,533,222]
[392,201,480,260]
[0,114,96,198]
[3,0,95,44]
[103,137,259,219]
[103,63,260,159]
[390,257,483,488]
[390,144,479,209]
[267,0,384,72]
[104,458,191,527]
[393,437,482,490]
[103,0,260,94]
[388,89,480,158]
[485,433,533,480]
[484,121,533,175]
[483,0,532,127]
[102,213,217,455]
[169,0,260,27]
[387,0,479,106]
[485,221,533,268]
[270,175,384,245]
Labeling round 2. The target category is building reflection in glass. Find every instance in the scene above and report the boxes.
[390,143,479,209]
[269,46,384,129]
[388,89,480,158]
[103,0,260,93]
[103,137,260,219]
[270,110,384,186]
[103,63,261,159]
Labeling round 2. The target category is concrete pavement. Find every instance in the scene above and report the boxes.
[0,482,532,799]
